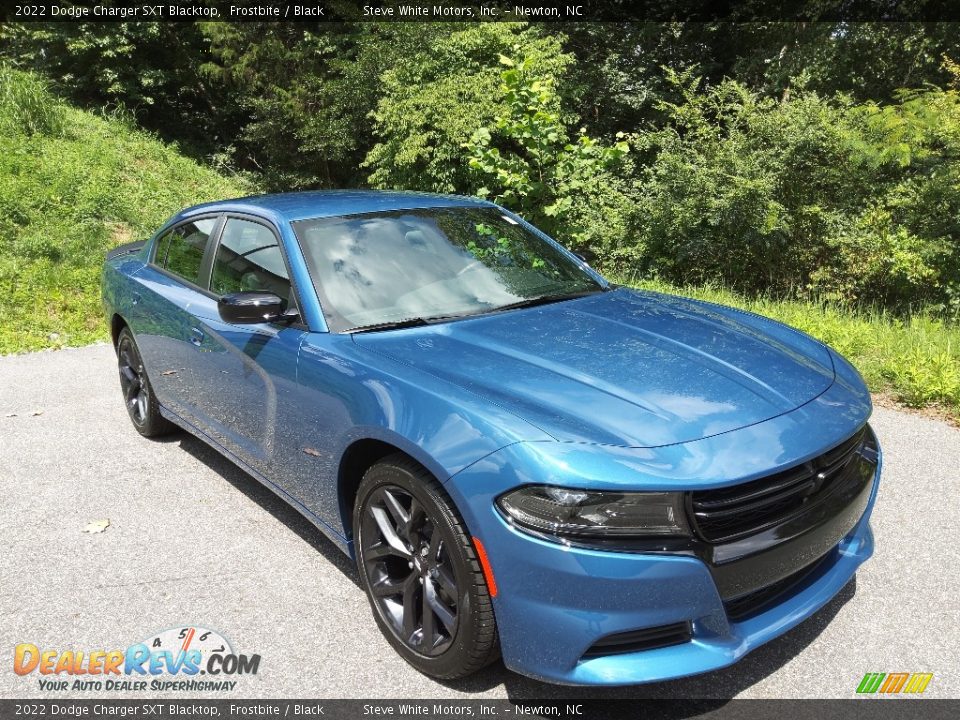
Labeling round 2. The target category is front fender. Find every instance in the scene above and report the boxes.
[289,333,552,543]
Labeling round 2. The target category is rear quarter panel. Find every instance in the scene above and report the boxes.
[101,242,149,336]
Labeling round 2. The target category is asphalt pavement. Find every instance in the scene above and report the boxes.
[1,343,958,699]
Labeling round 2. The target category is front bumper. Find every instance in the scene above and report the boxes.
[445,405,880,685]
[494,490,873,686]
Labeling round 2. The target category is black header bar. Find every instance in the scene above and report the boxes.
[4,1,960,23]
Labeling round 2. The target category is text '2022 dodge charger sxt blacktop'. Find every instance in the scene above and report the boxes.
[102,191,880,686]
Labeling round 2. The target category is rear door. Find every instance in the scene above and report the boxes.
[184,215,306,476]
[130,215,222,426]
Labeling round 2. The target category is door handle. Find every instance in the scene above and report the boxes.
[189,327,205,347]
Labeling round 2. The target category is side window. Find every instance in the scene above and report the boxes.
[210,218,292,309]
[160,218,217,285]
[153,229,174,267]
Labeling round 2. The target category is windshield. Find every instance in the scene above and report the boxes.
[292,206,605,332]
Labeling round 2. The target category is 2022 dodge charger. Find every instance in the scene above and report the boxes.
[102,191,881,685]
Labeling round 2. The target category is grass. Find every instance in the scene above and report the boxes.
[623,277,960,422]
[0,67,250,354]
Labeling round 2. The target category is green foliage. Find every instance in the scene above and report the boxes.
[884,345,960,408]
[200,22,409,189]
[0,69,249,354]
[0,66,64,137]
[0,23,239,157]
[5,21,960,419]
[835,80,960,314]
[726,23,960,103]
[364,23,572,193]
[8,18,960,191]
[632,69,960,314]
[559,22,960,149]
[624,278,960,418]
[633,71,856,291]
[464,54,631,256]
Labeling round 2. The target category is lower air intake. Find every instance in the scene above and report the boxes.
[582,621,692,658]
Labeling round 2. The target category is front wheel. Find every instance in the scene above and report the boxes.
[354,455,499,679]
[116,327,175,438]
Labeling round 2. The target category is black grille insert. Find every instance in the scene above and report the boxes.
[582,621,692,658]
[723,551,834,622]
[690,427,869,543]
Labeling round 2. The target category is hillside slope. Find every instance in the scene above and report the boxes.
[0,68,249,354]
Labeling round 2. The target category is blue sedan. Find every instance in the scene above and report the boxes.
[101,191,880,685]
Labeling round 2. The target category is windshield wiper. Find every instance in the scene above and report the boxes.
[481,288,609,315]
[348,288,609,333]
[347,314,466,334]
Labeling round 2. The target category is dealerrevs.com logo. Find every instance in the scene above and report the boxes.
[13,626,260,692]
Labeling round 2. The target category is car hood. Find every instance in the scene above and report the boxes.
[353,288,836,447]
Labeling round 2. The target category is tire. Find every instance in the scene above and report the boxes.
[116,327,175,438]
[354,454,500,679]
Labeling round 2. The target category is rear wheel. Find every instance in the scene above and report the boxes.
[116,327,175,437]
[354,454,499,679]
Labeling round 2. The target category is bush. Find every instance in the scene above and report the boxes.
[464,54,633,258]
[631,68,960,316]
[633,71,862,293]
[364,24,572,193]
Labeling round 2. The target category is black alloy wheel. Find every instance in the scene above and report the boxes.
[361,484,459,656]
[354,455,499,679]
[116,327,174,437]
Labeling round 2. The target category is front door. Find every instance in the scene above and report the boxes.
[185,216,306,477]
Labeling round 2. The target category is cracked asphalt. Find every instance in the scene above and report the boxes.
[1,343,958,700]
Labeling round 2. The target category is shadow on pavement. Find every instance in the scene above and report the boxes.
[174,431,362,588]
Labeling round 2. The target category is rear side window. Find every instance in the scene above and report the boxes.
[154,218,217,285]
[153,230,174,267]
[210,218,291,308]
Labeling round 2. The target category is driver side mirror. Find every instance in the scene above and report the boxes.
[218,291,286,324]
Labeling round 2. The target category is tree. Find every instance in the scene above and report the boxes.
[464,54,631,258]
[363,23,572,193]
[200,22,425,188]
[0,22,239,157]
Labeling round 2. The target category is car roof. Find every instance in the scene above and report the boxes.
[178,190,493,223]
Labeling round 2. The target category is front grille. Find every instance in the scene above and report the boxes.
[690,426,869,543]
[582,621,692,658]
[723,551,834,622]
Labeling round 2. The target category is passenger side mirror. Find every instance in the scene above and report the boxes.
[218,291,286,324]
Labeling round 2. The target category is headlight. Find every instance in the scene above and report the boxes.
[496,486,690,538]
